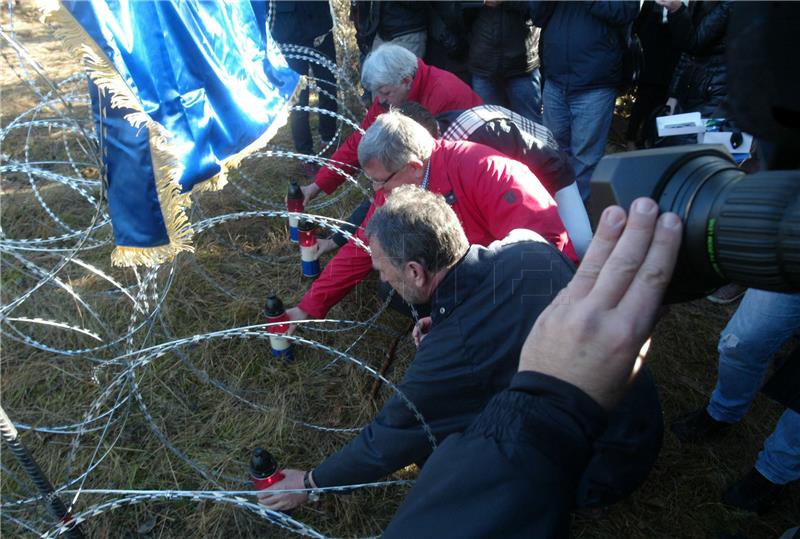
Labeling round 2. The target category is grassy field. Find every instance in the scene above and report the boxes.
[1,3,797,538]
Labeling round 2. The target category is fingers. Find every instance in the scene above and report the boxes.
[587,198,662,309]
[567,205,627,300]
[617,211,682,330]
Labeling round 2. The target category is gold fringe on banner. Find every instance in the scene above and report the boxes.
[38,0,299,266]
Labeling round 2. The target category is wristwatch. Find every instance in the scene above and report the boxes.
[303,470,321,502]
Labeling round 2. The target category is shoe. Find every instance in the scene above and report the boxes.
[671,408,732,443]
[722,467,783,514]
[707,283,746,304]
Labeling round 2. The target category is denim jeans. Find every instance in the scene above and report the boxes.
[287,32,338,155]
[471,68,542,124]
[706,289,800,484]
[542,81,617,202]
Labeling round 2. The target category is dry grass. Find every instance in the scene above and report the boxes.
[1,3,798,539]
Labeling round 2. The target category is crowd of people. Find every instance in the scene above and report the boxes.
[263,1,798,536]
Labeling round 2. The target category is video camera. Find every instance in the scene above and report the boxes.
[588,2,800,302]
[589,145,800,301]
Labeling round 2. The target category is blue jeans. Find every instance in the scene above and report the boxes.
[706,289,800,484]
[471,69,542,124]
[542,82,616,202]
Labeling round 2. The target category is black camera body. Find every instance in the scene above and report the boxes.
[589,145,800,301]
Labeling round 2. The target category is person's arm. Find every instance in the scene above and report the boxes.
[527,1,555,28]
[383,199,683,538]
[296,204,377,319]
[313,321,470,487]
[311,100,383,196]
[587,0,640,27]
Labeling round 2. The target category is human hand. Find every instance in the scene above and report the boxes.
[518,198,682,410]
[315,237,339,258]
[256,468,309,512]
[484,0,502,7]
[285,306,309,336]
[655,0,682,13]
[300,183,322,206]
[412,317,432,348]
[665,97,678,115]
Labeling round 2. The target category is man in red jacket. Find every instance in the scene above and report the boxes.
[299,43,483,204]
[287,110,576,324]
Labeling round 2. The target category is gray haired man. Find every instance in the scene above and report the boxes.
[259,186,663,514]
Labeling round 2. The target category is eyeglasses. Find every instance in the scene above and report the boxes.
[367,165,403,188]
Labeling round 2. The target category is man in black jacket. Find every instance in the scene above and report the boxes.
[529,1,640,201]
[259,186,663,513]
[383,197,683,538]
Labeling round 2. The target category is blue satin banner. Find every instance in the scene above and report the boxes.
[50,0,300,265]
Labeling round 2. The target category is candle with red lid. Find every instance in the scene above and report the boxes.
[287,181,304,243]
[298,219,320,278]
[250,448,285,490]
[264,295,293,361]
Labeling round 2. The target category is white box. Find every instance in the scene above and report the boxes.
[656,112,704,137]
[699,131,753,155]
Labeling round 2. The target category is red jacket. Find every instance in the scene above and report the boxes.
[298,140,576,318]
[314,58,483,194]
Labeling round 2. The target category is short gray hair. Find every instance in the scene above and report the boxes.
[366,185,468,273]
[361,44,418,92]
[358,110,435,172]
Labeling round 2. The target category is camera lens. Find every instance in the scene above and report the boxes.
[590,146,800,301]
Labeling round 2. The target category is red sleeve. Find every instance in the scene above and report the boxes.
[314,101,383,194]
[470,156,577,263]
[297,203,378,318]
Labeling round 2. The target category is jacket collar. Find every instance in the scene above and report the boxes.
[406,58,428,103]
[429,245,483,325]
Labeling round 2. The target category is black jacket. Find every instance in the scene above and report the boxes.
[437,105,575,195]
[465,3,540,79]
[350,1,428,53]
[313,231,664,509]
[270,1,333,46]
[529,0,640,92]
[313,232,574,488]
[383,372,607,539]
[668,1,731,116]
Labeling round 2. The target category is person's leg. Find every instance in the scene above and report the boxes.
[756,409,800,484]
[542,80,572,168]
[287,55,313,155]
[567,86,617,202]
[470,75,505,108]
[312,32,338,144]
[506,68,543,124]
[707,291,800,423]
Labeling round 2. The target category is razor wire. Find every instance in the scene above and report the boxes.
[1,4,428,537]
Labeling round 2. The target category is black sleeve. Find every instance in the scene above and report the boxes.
[312,322,473,488]
[527,0,555,28]
[382,372,607,539]
[469,122,575,196]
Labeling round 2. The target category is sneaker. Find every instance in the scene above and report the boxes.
[722,468,783,514]
[671,408,732,443]
[707,283,746,304]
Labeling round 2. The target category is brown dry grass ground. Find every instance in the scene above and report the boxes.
[1,3,797,539]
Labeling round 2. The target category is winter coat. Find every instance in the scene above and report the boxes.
[668,1,732,116]
[465,3,540,79]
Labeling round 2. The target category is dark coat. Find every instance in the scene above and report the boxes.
[465,3,540,79]
[668,1,732,116]
[529,0,640,92]
[270,1,332,46]
[383,372,607,539]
